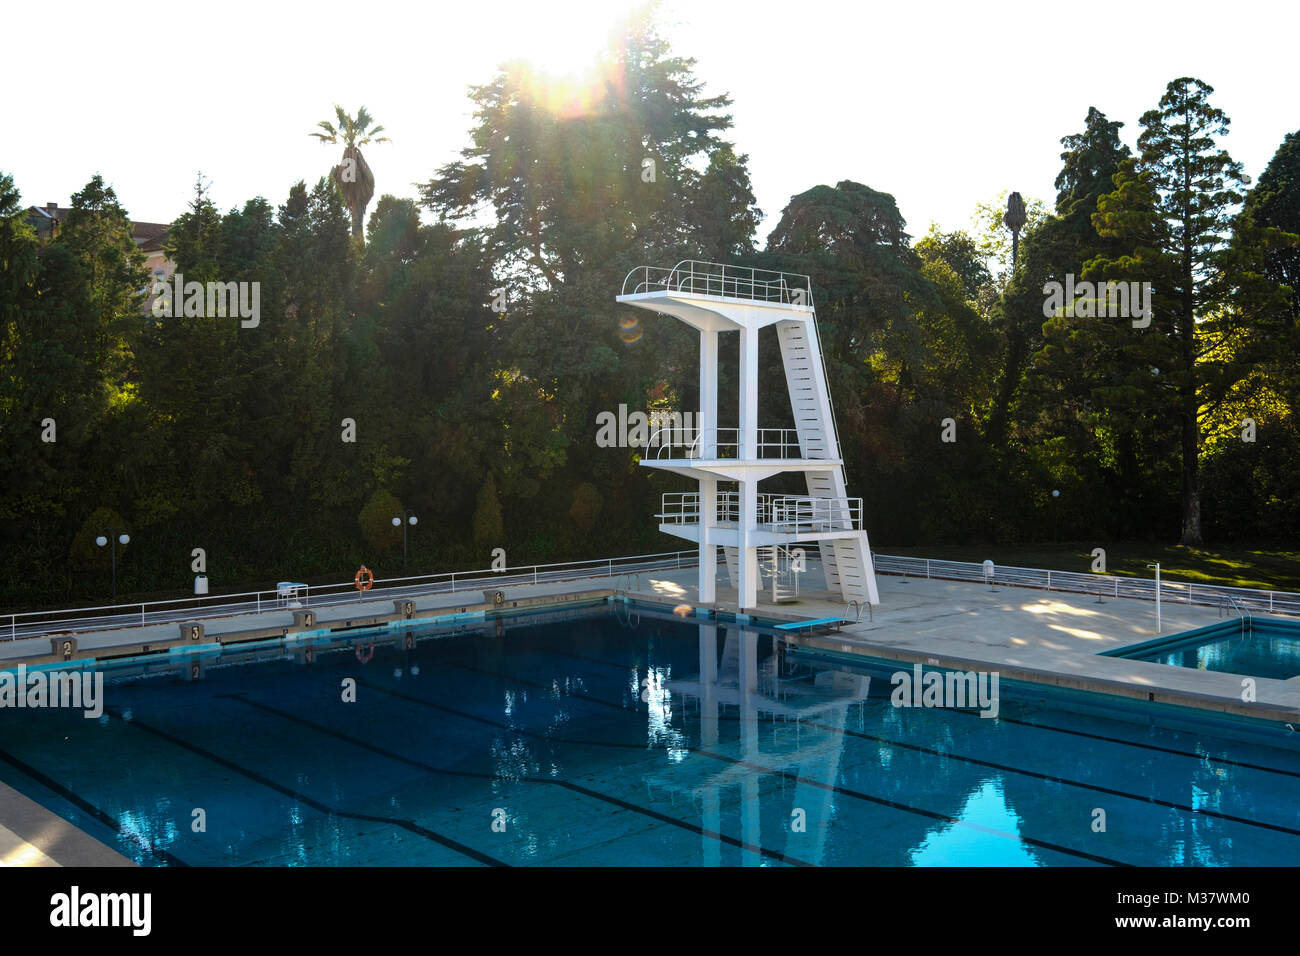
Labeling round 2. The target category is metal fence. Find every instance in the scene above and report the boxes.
[11,547,1298,644]
[872,554,1300,617]
[3,550,701,643]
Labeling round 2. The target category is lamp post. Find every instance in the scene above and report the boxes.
[1051,489,1060,544]
[391,511,418,573]
[95,529,130,604]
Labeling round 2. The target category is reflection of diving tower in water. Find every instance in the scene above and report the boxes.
[617,260,880,610]
[652,623,871,865]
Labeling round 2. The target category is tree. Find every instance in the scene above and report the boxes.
[1021,108,1162,533]
[358,488,403,552]
[311,105,390,240]
[1237,130,1300,414]
[1132,78,1251,545]
[762,181,1007,541]
[419,13,760,550]
[473,473,505,556]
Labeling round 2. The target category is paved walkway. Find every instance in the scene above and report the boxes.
[632,566,1300,723]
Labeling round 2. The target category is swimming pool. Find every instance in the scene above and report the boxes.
[1103,618,1300,680]
[1,603,1297,866]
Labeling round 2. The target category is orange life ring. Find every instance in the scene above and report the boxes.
[354,565,375,592]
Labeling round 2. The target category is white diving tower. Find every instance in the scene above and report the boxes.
[617,260,880,612]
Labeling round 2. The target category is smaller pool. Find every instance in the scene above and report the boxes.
[1104,618,1300,680]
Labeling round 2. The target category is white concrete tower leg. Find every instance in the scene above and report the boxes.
[699,328,719,604]
[738,325,757,458]
[699,477,717,603]
[738,324,759,610]
[700,328,718,457]
[740,480,758,610]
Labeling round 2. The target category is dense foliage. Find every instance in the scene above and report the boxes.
[1,25,1296,608]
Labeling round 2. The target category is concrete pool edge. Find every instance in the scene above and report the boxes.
[0,779,136,867]
[5,575,1299,729]
[0,586,621,670]
[598,591,1300,729]
[785,627,1300,728]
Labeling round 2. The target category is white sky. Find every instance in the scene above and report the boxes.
[5,0,1297,242]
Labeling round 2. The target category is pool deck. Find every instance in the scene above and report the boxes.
[3,565,1298,726]
[0,780,135,866]
[643,567,1300,726]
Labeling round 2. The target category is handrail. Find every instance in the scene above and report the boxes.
[652,426,819,460]
[845,599,871,623]
[1220,593,1252,637]
[620,260,814,307]
[3,548,699,643]
[658,492,862,532]
[870,554,1299,617]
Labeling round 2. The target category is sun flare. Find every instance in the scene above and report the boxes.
[502,0,644,75]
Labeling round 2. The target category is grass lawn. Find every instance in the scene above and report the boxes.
[879,541,1300,592]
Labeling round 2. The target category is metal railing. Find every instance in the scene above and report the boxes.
[651,426,820,460]
[768,495,861,533]
[658,492,861,533]
[871,554,1300,617]
[621,260,814,307]
[3,549,700,643]
[1220,593,1253,636]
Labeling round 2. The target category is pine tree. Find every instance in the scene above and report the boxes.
[1133,78,1250,545]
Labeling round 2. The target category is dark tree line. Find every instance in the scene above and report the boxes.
[2,20,1296,609]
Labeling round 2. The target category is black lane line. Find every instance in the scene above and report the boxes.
[688,748,1132,867]
[318,683,636,749]
[338,676,1124,868]
[447,661,636,712]
[794,718,1300,838]
[782,646,1300,778]
[552,643,1300,782]
[947,708,1300,780]
[102,707,507,867]
[441,656,1300,857]
[0,748,188,867]
[229,692,812,868]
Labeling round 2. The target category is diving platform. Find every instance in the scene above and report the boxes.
[617,260,881,611]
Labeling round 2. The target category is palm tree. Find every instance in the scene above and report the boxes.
[310,105,390,240]
[1003,191,1026,270]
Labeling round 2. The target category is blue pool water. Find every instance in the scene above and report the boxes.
[1104,618,1300,680]
[1,603,1298,866]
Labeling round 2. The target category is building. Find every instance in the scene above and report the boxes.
[25,202,175,311]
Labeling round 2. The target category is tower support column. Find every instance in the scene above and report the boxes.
[739,479,758,610]
[699,477,717,604]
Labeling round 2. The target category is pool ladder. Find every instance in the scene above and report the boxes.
[1218,594,1252,638]
[845,599,872,623]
